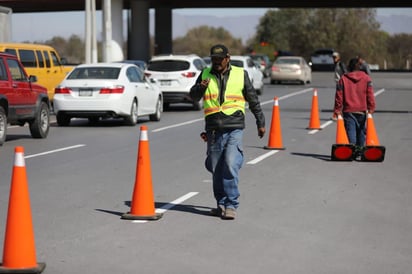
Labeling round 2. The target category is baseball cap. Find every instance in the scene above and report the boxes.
[210,44,229,58]
[332,52,340,57]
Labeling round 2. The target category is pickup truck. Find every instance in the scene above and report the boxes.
[0,52,50,146]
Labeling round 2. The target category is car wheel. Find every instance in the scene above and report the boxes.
[149,97,162,121]
[270,80,277,85]
[125,100,138,126]
[29,101,50,138]
[56,112,71,126]
[0,106,7,146]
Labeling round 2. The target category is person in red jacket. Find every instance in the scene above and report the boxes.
[333,57,376,157]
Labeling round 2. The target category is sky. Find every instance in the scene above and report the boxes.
[5,8,412,42]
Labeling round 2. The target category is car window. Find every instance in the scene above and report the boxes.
[231,60,244,67]
[0,59,7,80]
[193,58,206,70]
[36,50,44,68]
[6,59,27,81]
[275,58,300,65]
[4,48,17,56]
[247,59,255,68]
[147,60,190,71]
[19,49,37,67]
[68,67,120,80]
[126,66,142,83]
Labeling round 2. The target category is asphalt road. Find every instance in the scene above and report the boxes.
[0,72,411,274]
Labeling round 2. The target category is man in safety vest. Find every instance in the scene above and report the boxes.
[190,44,266,220]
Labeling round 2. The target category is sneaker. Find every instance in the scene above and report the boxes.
[222,208,236,220]
[210,205,224,217]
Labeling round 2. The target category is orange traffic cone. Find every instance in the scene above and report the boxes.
[307,89,321,130]
[264,97,285,150]
[331,115,354,161]
[0,146,46,273]
[122,125,163,220]
[363,113,385,162]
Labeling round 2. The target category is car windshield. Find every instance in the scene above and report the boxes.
[147,60,190,71]
[231,60,244,67]
[68,67,120,80]
[275,58,300,65]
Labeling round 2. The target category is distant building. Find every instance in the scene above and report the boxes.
[0,6,12,42]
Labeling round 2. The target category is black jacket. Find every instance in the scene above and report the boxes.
[190,64,265,131]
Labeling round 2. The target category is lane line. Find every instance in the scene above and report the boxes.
[24,144,86,159]
[132,192,199,223]
[260,88,314,106]
[247,150,279,165]
[152,118,203,132]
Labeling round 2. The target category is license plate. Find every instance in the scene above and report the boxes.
[160,80,171,86]
[79,89,93,96]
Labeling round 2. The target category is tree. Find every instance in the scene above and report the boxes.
[387,33,412,69]
[251,8,391,67]
[173,26,243,57]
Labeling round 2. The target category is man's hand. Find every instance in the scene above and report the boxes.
[200,78,210,88]
[258,127,265,138]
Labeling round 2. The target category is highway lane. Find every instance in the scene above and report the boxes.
[0,72,411,274]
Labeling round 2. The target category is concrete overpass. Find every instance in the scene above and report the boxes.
[1,0,410,62]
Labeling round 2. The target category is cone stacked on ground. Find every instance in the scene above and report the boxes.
[0,146,46,273]
[122,125,163,220]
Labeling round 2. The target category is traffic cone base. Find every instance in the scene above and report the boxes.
[264,145,286,150]
[121,212,163,221]
[331,144,354,161]
[0,262,46,273]
[362,146,386,162]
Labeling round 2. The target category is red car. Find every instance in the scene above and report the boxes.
[0,52,50,145]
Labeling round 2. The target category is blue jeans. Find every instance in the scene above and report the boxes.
[343,112,367,147]
[205,129,244,209]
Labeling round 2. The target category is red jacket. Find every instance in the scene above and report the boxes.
[334,71,375,114]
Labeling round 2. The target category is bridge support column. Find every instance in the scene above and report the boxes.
[128,0,150,61]
[154,6,172,55]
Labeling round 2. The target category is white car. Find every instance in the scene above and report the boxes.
[270,56,312,85]
[53,63,163,126]
[230,55,264,95]
[145,54,208,110]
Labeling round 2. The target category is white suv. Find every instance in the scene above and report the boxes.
[145,54,207,110]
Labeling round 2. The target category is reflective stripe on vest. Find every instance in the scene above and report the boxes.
[202,66,245,117]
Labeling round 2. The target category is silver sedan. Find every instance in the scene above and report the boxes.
[270,56,312,85]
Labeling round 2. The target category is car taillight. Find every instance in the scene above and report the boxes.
[144,72,151,77]
[55,87,72,94]
[261,60,266,66]
[182,72,196,78]
[271,66,280,72]
[100,86,125,94]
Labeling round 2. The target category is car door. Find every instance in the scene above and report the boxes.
[6,57,37,118]
[126,66,155,115]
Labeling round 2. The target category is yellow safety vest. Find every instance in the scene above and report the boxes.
[202,66,245,117]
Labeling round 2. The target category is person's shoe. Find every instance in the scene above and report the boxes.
[210,205,224,217]
[222,208,236,220]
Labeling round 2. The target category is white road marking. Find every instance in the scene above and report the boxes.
[151,118,204,132]
[24,144,86,159]
[247,150,279,165]
[131,192,199,223]
[260,88,314,106]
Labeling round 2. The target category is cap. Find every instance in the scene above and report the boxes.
[332,52,340,57]
[210,44,229,57]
